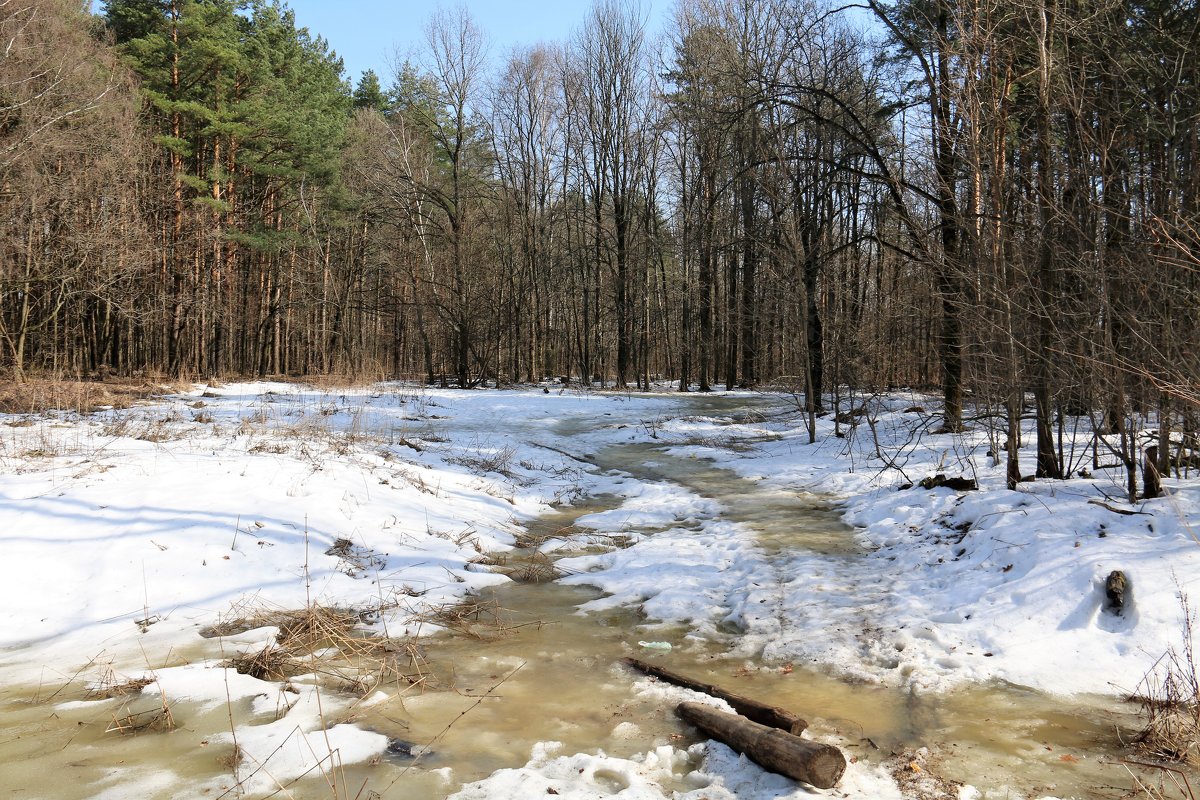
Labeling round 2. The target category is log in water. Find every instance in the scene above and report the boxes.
[624,656,808,735]
[676,701,847,789]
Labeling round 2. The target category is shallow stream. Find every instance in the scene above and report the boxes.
[0,395,1159,798]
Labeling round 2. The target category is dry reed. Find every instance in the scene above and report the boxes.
[1134,597,1200,765]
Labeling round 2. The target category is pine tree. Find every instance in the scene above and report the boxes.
[353,69,388,111]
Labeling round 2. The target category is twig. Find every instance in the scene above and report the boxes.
[1088,498,1151,517]
[1120,759,1196,800]
[217,725,307,799]
[38,653,102,703]
[218,632,242,791]
[379,661,527,794]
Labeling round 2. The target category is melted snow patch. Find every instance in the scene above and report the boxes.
[573,481,721,531]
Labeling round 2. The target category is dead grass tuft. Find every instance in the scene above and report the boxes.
[503,551,563,584]
[512,525,572,551]
[107,705,175,735]
[1134,600,1200,765]
[226,644,301,682]
[218,744,243,771]
[324,537,386,578]
[277,605,360,649]
[85,667,155,700]
[203,600,434,694]
[585,532,637,549]
[447,444,518,478]
[416,597,511,640]
[99,670,177,736]
[248,441,289,455]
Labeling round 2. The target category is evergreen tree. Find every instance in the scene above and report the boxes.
[103,0,351,374]
[353,69,388,111]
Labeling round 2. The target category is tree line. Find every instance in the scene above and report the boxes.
[1,0,1196,495]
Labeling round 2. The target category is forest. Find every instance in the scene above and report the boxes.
[1,0,1197,498]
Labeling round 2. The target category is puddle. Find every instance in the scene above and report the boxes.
[0,394,1173,798]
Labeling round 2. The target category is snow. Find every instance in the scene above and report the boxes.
[213,681,390,795]
[573,481,722,531]
[1,381,1196,798]
[450,736,906,800]
[627,395,1199,697]
[562,517,774,629]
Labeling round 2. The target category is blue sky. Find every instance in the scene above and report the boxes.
[282,1,674,87]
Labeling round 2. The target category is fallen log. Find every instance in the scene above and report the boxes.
[917,473,978,491]
[676,702,846,789]
[623,657,807,735]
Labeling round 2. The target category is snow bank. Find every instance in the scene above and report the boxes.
[450,738,905,800]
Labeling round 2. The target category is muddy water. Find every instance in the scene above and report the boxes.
[0,675,253,800]
[0,396,1155,798]
[358,429,1144,799]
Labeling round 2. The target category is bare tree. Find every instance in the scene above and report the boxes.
[573,0,654,388]
[492,44,565,382]
[0,0,150,379]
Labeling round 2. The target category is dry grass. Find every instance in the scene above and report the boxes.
[218,744,243,771]
[93,668,177,736]
[85,667,154,700]
[226,643,301,682]
[515,526,635,554]
[584,532,637,550]
[512,525,572,551]
[324,537,386,578]
[1131,594,1200,772]
[287,368,392,390]
[1134,620,1200,764]
[276,605,361,650]
[447,443,518,478]
[396,466,440,495]
[501,551,563,584]
[257,415,393,459]
[248,441,289,455]
[203,601,435,694]
[106,704,175,735]
[415,596,512,640]
[0,378,180,415]
[1120,760,1198,800]
[678,433,763,452]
